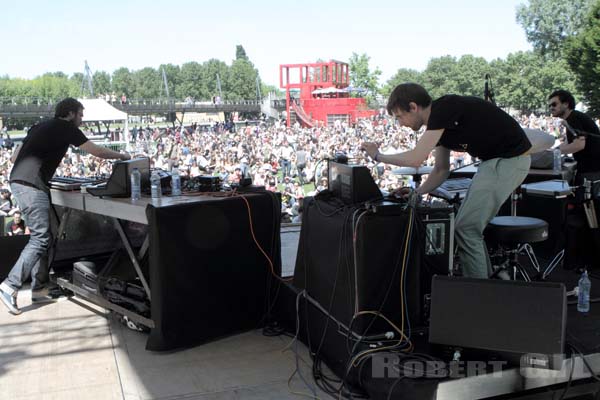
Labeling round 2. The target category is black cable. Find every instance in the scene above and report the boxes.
[569,342,600,383]
[555,350,575,400]
[301,199,353,398]
[341,200,418,396]
[386,376,405,400]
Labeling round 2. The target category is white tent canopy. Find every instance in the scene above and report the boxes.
[78,98,127,122]
[312,87,347,95]
[78,98,129,149]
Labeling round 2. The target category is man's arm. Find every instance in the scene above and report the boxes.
[415,146,451,195]
[78,141,131,160]
[559,136,586,155]
[10,144,21,163]
[362,129,445,168]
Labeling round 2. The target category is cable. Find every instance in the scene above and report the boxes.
[285,290,322,400]
[234,192,292,283]
[298,200,354,398]
[340,200,417,397]
[569,342,600,383]
[555,351,575,400]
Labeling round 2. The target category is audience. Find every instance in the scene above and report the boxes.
[0,112,596,227]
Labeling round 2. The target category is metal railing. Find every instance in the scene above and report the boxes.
[0,97,263,107]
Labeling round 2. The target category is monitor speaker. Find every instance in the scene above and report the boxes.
[429,276,567,370]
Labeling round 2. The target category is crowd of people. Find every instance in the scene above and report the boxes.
[2,90,600,316]
[0,108,596,229]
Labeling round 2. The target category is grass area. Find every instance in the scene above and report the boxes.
[5,130,26,138]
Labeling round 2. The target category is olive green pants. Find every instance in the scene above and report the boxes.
[455,155,531,278]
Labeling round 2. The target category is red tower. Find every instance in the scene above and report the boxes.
[279,60,376,127]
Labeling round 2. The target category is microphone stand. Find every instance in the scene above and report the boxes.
[484,74,496,105]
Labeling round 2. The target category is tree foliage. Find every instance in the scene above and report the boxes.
[382,68,423,97]
[158,63,181,98]
[227,59,260,100]
[92,71,111,95]
[516,0,595,59]
[111,67,133,98]
[236,45,248,61]
[564,1,600,117]
[348,52,382,102]
[384,50,578,113]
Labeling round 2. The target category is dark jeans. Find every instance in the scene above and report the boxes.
[280,159,291,178]
[3,183,52,292]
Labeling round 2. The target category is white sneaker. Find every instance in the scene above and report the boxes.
[0,282,21,315]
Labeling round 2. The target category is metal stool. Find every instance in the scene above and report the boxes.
[485,216,549,282]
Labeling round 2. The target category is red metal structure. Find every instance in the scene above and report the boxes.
[279,60,376,127]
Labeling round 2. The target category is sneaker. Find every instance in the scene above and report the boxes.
[0,282,21,315]
[31,287,68,304]
[496,270,512,281]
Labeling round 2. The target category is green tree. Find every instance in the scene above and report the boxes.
[158,63,180,99]
[236,45,249,61]
[70,72,84,96]
[111,68,133,98]
[132,67,160,99]
[516,0,595,59]
[30,73,77,101]
[93,71,112,96]
[383,68,423,97]
[199,59,229,100]
[564,1,600,117]
[227,59,259,100]
[348,52,381,98]
[261,83,282,98]
[453,55,490,97]
[492,51,577,112]
[421,56,460,99]
[177,62,203,100]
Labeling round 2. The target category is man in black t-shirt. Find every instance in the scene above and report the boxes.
[0,98,131,315]
[362,83,533,279]
[548,90,600,184]
[548,90,600,271]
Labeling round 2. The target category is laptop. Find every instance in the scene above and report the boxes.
[87,158,151,198]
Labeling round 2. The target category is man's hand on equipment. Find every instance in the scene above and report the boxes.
[361,142,380,160]
[389,186,412,199]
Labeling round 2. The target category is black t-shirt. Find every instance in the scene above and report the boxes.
[428,95,531,160]
[565,110,600,174]
[10,118,88,189]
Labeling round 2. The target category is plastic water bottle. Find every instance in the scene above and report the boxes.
[553,148,561,174]
[171,166,182,196]
[150,170,162,199]
[577,270,591,313]
[130,168,141,201]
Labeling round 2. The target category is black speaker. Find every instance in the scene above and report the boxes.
[293,197,423,336]
[429,276,567,369]
[519,182,569,260]
[0,236,29,281]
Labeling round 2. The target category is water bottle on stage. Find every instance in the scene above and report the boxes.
[577,270,591,313]
[171,166,181,196]
[150,170,162,199]
[553,148,561,174]
[131,168,141,201]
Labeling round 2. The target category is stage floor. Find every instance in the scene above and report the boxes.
[0,287,334,400]
[0,224,320,400]
[2,225,599,400]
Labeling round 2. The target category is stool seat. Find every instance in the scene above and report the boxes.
[485,216,549,245]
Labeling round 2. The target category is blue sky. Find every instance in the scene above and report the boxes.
[2,0,531,86]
